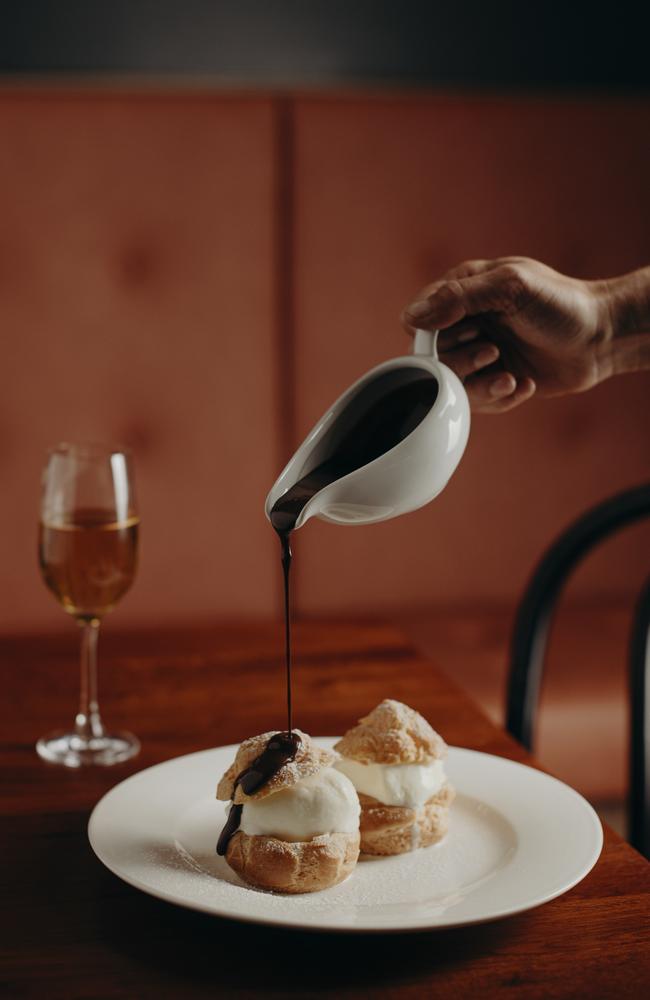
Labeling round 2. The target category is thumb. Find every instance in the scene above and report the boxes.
[403,267,525,330]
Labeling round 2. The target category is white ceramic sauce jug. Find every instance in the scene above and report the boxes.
[265,329,470,529]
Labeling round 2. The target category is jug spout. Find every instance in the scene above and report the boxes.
[265,472,364,532]
[267,467,417,531]
[291,490,327,530]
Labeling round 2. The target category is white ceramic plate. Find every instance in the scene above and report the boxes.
[88,740,603,933]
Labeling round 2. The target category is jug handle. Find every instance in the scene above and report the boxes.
[412,328,439,360]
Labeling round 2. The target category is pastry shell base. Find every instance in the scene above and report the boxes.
[225,829,360,894]
[358,783,455,856]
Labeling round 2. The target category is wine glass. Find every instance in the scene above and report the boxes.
[36,443,140,766]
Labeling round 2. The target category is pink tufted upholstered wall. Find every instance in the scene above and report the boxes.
[0,93,279,631]
[1,90,649,634]
[290,96,650,614]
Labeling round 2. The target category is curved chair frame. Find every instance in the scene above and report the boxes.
[629,575,650,857]
[506,483,650,858]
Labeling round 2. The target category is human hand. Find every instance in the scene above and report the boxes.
[402,257,614,413]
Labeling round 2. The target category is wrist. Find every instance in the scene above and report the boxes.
[596,267,650,377]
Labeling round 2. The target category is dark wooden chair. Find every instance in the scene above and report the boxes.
[506,483,650,859]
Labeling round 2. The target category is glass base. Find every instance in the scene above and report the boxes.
[36,729,140,767]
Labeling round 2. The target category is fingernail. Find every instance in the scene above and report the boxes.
[490,373,515,397]
[406,299,432,319]
[474,345,499,368]
[457,329,479,343]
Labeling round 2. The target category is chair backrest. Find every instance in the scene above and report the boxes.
[629,577,650,857]
[506,483,650,859]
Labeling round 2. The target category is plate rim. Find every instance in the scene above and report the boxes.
[88,740,603,934]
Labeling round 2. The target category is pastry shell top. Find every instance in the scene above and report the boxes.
[217,729,335,804]
[334,699,447,765]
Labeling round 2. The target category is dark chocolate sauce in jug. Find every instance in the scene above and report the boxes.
[270,365,438,546]
[217,367,438,855]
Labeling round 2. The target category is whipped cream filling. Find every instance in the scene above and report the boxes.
[334,756,446,809]
[240,766,360,842]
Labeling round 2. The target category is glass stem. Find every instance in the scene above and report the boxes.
[75,618,105,740]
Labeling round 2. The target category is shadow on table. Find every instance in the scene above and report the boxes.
[95,869,514,995]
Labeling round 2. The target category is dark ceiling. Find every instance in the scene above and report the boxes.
[1,0,647,92]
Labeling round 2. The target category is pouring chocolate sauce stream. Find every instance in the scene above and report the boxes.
[217,368,439,855]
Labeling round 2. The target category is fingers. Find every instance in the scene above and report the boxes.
[486,377,537,413]
[439,339,500,380]
[419,259,497,299]
[415,256,532,301]
[464,373,537,413]
[439,332,537,412]
[437,320,481,352]
[442,258,498,281]
[401,258,538,413]
[402,264,531,331]
[401,262,494,333]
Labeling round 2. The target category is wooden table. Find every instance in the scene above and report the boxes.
[2,622,648,999]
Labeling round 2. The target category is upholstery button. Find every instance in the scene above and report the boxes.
[119,244,157,287]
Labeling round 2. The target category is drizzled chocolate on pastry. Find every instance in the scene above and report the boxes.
[216,731,301,855]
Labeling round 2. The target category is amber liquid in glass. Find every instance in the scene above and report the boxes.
[38,507,139,620]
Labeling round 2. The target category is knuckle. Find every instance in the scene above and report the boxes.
[500,262,524,284]
[496,264,530,311]
[500,254,534,268]
[414,279,442,301]
[446,258,486,279]
[442,278,465,301]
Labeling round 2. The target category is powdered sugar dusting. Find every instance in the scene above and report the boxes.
[172,790,515,918]
[90,741,602,931]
